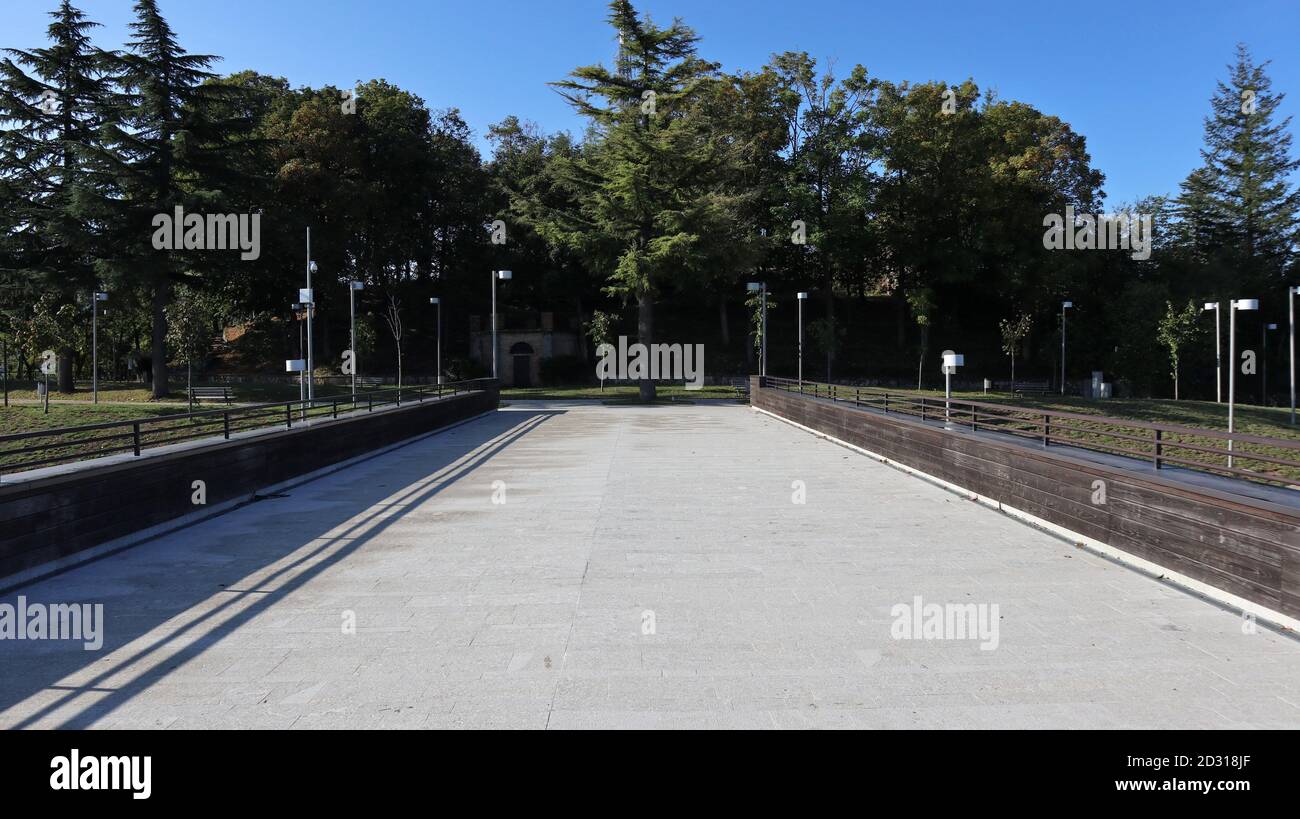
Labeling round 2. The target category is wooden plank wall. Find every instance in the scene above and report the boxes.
[751,377,1300,619]
[0,387,498,581]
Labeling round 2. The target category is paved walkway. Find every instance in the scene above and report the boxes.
[1,404,1297,729]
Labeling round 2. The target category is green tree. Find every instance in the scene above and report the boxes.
[1177,45,1299,297]
[551,0,728,401]
[1156,300,1204,400]
[1000,313,1033,385]
[165,283,217,396]
[0,0,116,391]
[84,0,249,398]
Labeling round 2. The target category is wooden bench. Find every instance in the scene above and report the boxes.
[187,386,232,408]
[1012,381,1052,397]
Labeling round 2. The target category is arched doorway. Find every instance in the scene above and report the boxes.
[510,342,535,387]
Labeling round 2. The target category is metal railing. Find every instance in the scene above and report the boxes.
[763,377,1300,489]
[0,379,496,481]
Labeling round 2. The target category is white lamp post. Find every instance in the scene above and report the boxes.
[1060,301,1073,395]
[430,297,442,385]
[942,350,964,424]
[1290,285,1298,425]
[304,251,318,403]
[1204,302,1221,403]
[797,292,809,385]
[92,290,108,404]
[349,281,364,400]
[492,271,512,379]
[1228,298,1258,468]
[747,282,767,377]
[1264,323,1278,405]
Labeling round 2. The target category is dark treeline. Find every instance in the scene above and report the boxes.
[1,0,1296,401]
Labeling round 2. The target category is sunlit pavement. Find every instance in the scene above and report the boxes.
[2,403,1298,729]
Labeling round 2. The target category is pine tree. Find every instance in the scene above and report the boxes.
[85,0,247,397]
[0,0,116,391]
[1177,44,1299,298]
[551,0,729,401]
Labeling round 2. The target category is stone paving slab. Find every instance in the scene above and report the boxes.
[1,403,1297,729]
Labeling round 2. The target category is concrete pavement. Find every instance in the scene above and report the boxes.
[1,403,1297,729]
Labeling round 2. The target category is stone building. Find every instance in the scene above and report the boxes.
[469,312,582,387]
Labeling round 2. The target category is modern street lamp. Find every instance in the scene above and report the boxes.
[1060,301,1073,395]
[91,290,108,404]
[430,297,442,385]
[1203,302,1222,403]
[1264,323,1278,405]
[304,248,318,403]
[291,301,308,410]
[942,350,964,424]
[348,281,364,400]
[1290,285,1298,425]
[747,282,767,378]
[1228,298,1258,468]
[797,292,809,385]
[492,271,512,379]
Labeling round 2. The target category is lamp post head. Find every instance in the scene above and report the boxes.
[1063,301,1073,310]
[496,270,512,281]
[1267,323,1278,331]
[1203,302,1217,312]
[350,281,364,291]
[94,292,108,302]
[1233,299,1260,311]
[797,292,810,301]
[429,297,440,305]
[746,282,763,293]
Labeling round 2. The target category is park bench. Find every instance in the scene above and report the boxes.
[187,386,232,408]
[1012,381,1052,397]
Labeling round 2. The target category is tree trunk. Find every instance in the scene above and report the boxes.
[916,326,929,392]
[824,285,834,382]
[57,349,75,393]
[151,282,169,399]
[638,295,655,402]
[575,296,589,363]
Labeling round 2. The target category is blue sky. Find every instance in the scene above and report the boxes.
[8,0,1299,206]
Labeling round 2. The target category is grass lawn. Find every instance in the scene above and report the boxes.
[0,383,365,472]
[502,384,744,401]
[811,385,1300,485]
[2,380,356,404]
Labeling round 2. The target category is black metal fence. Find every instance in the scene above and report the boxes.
[0,379,496,481]
[764,377,1300,488]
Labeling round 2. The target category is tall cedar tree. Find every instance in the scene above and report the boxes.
[85,0,249,397]
[0,0,116,390]
[551,0,725,401]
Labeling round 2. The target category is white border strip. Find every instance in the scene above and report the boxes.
[754,405,1300,635]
